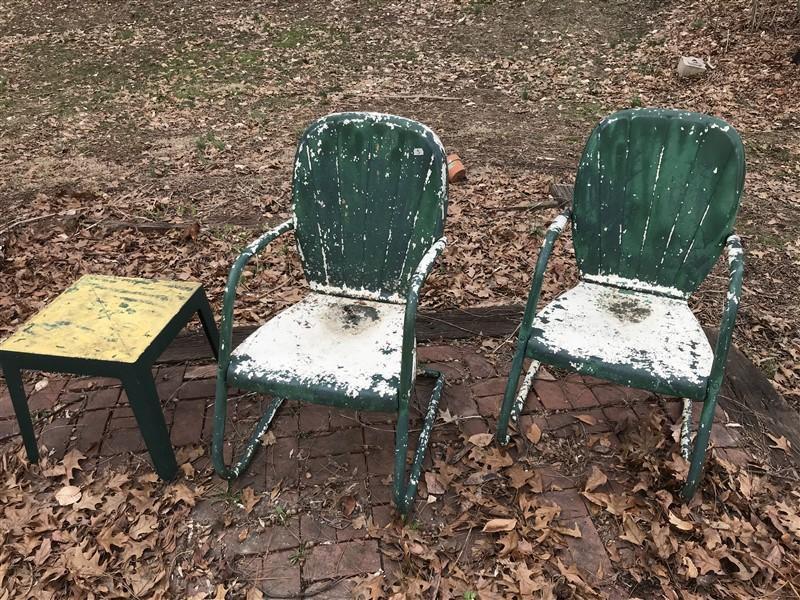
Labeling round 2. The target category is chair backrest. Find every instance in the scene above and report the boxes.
[292,112,448,302]
[573,108,745,297]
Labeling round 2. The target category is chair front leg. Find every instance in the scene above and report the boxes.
[496,344,540,444]
[393,368,445,517]
[211,375,285,480]
[681,387,720,500]
[680,397,693,461]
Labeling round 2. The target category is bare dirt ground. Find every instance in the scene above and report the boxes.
[1,0,798,404]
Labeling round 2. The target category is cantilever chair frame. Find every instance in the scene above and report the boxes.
[496,108,745,500]
[211,113,448,516]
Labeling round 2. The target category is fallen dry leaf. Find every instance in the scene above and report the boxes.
[525,421,542,444]
[668,512,694,532]
[483,518,517,533]
[468,433,494,447]
[55,485,82,506]
[584,465,608,492]
[767,433,792,454]
[241,487,260,514]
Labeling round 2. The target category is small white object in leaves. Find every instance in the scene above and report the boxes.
[677,56,707,78]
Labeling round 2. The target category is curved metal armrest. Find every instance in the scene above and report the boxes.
[519,208,572,336]
[707,234,745,389]
[218,218,295,369]
[398,237,447,405]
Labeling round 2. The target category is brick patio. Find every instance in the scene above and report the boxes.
[0,342,746,597]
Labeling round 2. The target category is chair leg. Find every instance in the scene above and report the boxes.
[123,367,178,480]
[680,397,693,461]
[2,364,39,462]
[496,353,539,445]
[681,389,718,501]
[211,375,284,480]
[393,368,445,517]
[195,293,220,361]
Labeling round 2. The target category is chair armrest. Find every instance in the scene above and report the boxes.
[218,218,295,370]
[398,238,447,405]
[706,234,745,395]
[518,208,572,336]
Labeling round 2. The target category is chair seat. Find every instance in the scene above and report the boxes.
[526,282,714,399]
[228,293,407,411]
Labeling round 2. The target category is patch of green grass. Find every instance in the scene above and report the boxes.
[275,26,312,48]
[630,95,643,108]
[689,18,706,30]
[273,504,289,525]
[569,101,603,120]
[392,49,417,62]
[195,131,225,154]
[463,592,477,600]
[467,0,494,15]
[760,357,779,379]
[212,483,243,507]
[237,49,264,66]
[637,63,657,75]
[288,542,308,565]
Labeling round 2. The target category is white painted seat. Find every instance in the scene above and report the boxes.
[526,282,714,399]
[228,293,407,410]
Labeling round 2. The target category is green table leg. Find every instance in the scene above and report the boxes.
[123,366,178,480]
[196,292,220,361]
[2,364,39,462]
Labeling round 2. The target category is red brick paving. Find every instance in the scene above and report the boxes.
[303,539,381,581]
[0,342,753,595]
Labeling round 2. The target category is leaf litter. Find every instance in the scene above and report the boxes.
[0,0,799,597]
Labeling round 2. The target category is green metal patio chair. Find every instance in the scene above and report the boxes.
[496,108,745,500]
[212,112,448,515]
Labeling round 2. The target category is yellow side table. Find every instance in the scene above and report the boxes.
[0,275,218,479]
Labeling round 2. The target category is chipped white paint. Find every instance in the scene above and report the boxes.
[549,213,569,234]
[583,273,687,299]
[512,361,540,424]
[411,238,446,286]
[529,282,713,386]
[229,292,407,400]
[727,235,743,265]
[243,219,294,256]
[680,397,693,460]
[309,282,405,304]
[291,112,447,295]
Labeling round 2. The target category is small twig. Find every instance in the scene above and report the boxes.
[489,323,521,356]
[341,92,465,102]
[485,200,561,212]
[455,526,473,566]
[0,213,58,236]
[256,576,346,598]
[84,219,198,232]
[418,314,482,336]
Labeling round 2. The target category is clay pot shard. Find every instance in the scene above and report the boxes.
[447,154,467,183]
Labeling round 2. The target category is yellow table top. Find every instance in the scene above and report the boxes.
[0,275,201,363]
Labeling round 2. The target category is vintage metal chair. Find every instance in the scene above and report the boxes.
[496,108,745,500]
[212,112,448,515]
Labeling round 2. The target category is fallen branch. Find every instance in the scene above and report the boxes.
[485,199,561,212]
[86,219,199,232]
[0,212,60,236]
[341,92,465,102]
